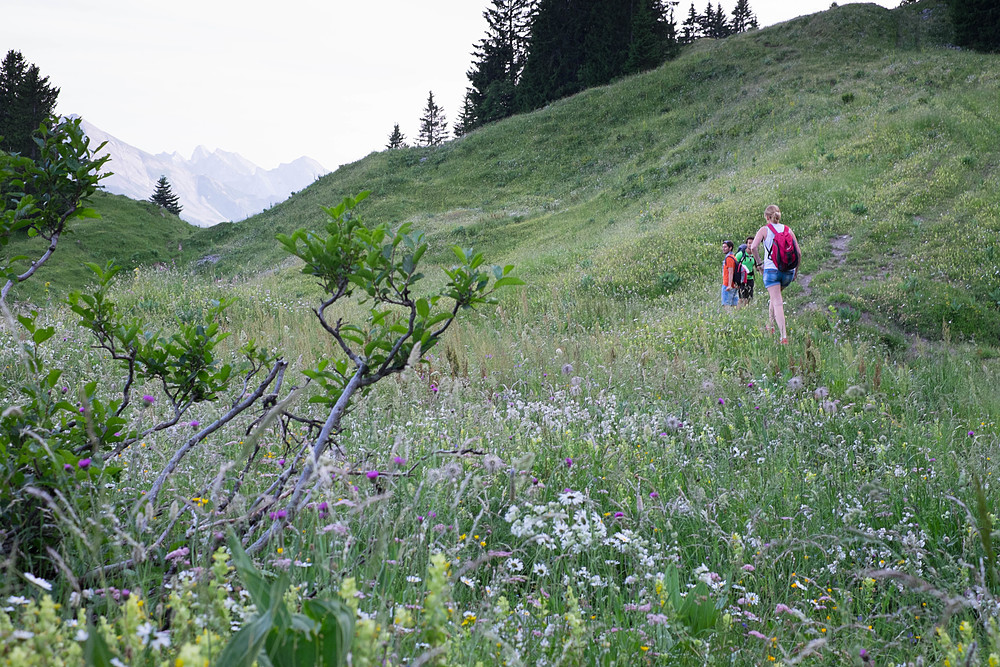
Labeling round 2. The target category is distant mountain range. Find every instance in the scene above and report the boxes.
[80,119,328,227]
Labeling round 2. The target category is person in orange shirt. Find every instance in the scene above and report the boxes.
[721,240,738,308]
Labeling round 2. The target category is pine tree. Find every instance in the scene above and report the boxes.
[518,0,678,112]
[698,3,716,37]
[454,94,477,137]
[714,2,730,37]
[386,123,407,149]
[680,3,699,42]
[149,175,182,215]
[730,0,758,33]
[0,50,60,160]
[417,91,448,147]
[464,0,532,130]
[947,0,1000,52]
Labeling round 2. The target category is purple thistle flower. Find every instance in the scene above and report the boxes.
[614,512,625,519]
[565,457,573,468]
[78,458,92,470]
[416,515,424,523]
[64,463,74,472]
[141,394,155,407]
[277,458,285,467]
[859,648,870,662]
[969,430,975,437]
[366,470,379,481]
[718,398,725,406]
[276,509,288,519]
[747,382,754,388]
[393,456,407,466]
[189,420,200,428]
[121,589,130,600]
[649,491,659,499]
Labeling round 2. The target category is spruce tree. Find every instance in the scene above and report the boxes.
[731,0,758,33]
[714,2,730,37]
[417,91,448,147]
[454,95,477,137]
[465,0,532,130]
[149,175,182,215]
[681,3,700,42]
[0,50,60,160]
[698,3,716,38]
[947,0,1000,52]
[386,123,407,149]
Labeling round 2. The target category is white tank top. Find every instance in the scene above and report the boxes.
[762,223,786,271]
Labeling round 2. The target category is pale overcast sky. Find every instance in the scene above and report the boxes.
[2,0,896,171]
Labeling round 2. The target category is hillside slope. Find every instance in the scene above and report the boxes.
[19,1,998,341]
[4,192,198,302]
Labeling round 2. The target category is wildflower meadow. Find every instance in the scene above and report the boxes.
[3,6,1000,665]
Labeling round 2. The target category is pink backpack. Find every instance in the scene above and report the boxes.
[767,223,799,272]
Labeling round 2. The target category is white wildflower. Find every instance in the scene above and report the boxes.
[23,573,52,591]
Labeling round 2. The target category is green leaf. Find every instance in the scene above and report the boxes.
[82,624,116,667]
[493,276,526,288]
[415,299,430,319]
[214,608,275,667]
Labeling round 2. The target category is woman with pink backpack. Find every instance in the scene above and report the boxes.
[750,204,802,344]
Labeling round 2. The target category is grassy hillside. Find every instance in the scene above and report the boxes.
[177,0,997,342]
[4,191,197,302]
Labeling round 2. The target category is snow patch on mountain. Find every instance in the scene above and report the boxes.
[80,119,328,227]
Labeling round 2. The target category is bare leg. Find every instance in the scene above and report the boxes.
[767,294,775,333]
[768,283,787,341]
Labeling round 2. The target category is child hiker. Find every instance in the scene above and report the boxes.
[721,240,738,308]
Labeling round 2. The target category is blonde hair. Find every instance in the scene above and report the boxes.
[764,204,781,223]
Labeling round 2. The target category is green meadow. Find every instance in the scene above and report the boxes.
[2,2,1000,665]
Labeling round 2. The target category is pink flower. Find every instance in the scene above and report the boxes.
[748,630,768,640]
[366,470,379,481]
[742,564,755,571]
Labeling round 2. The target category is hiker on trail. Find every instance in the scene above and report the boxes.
[734,237,756,307]
[721,240,738,308]
[750,205,801,344]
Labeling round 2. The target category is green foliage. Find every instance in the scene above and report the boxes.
[216,531,354,667]
[277,191,522,410]
[1,116,109,295]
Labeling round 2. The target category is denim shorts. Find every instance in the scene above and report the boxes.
[721,285,739,306]
[763,268,795,289]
